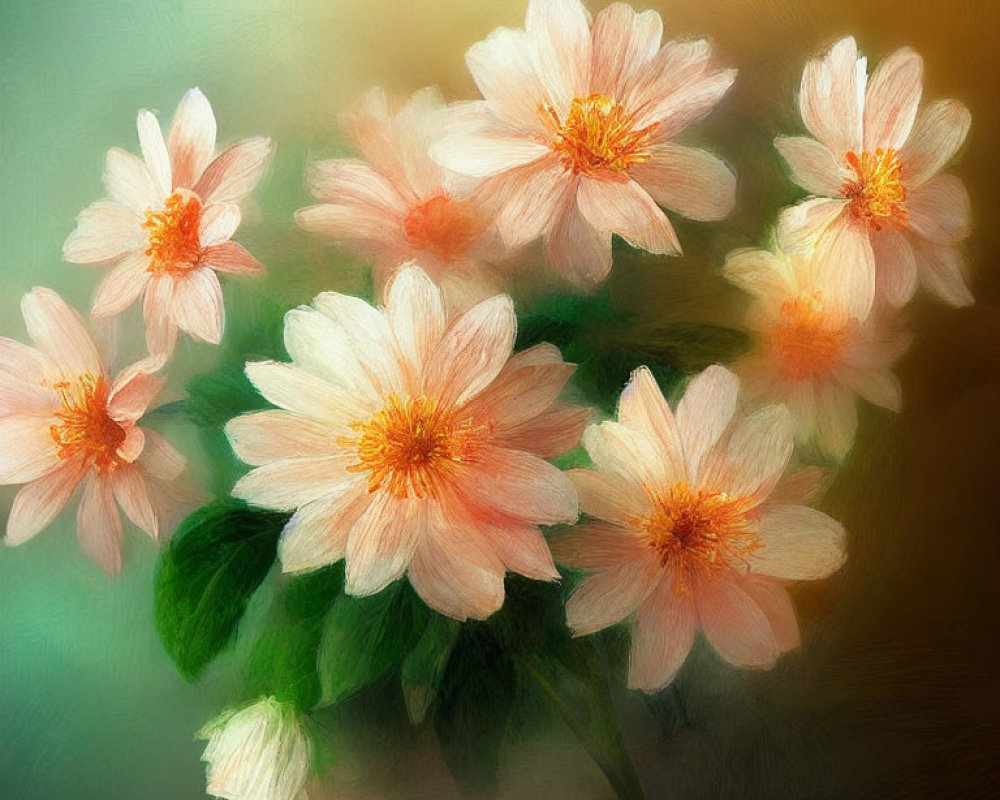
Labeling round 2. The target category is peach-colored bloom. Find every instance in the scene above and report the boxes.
[226,265,586,620]
[551,365,846,692]
[430,0,737,284]
[724,240,911,459]
[0,289,194,574]
[776,36,973,316]
[64,88,273,355]
[296,88,502,306]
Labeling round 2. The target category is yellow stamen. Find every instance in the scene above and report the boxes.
[841,148,908,229]
[348,394,489,499]
[546,94,658,177]
[143,191,203,273]
[49,373,127,473]
[635,482,760,594]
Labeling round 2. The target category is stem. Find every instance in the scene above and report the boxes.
[520,657,646,800]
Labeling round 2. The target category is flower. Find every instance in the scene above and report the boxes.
[550,365,847,692]
[226,264,586,620]
[776,36,973,316]
[296,87,502,307]
[724,240,911,459]
[0,288,193,574]
[63,88,273,355]
[199,696,312,800]
[430,0,737,284]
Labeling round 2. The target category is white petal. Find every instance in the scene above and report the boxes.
[137,109,172,197]
[774,136,847,196]
[750,503,847,580]
[632,144,736,222]
[675,365,739,482]
[863,47,923,151]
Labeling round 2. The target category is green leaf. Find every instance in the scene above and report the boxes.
[154,500,288,681]
[433,623,517,796]
[244,565,345,713]
[318,581,430,707]
[401,613,461,724]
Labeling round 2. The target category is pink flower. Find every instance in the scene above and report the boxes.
[430,0,737,284]
[0,289,195,574]
[776,36,973,316]
[724,241,911,459]
[63,88,273,355]
[551,366,846,692]
[226,265,587,620]
[296,88,502,307]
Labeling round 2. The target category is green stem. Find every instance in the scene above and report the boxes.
[520,657,646,800]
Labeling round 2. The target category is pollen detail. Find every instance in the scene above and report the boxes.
[769,292,847,381]
[546,94,658,177]
[636,482,760,594]
[49,373,127,474]
[348,394,488,499]
[144,191,203,273]
[403,193,482,263]
[841,148,908,229]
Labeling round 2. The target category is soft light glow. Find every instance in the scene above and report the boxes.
[769,293,848,381]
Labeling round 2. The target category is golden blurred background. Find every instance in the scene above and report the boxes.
[1,0,999,797]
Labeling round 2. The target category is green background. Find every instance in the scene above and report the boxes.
[2,0,1000,798]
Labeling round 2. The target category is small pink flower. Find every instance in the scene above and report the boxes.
[64,88,273,355]
[551,365,846,692]
[776,36,973,316]
[296,88,502,307]
[227,265,587,620]
[0,289,195,574]
[724,241,911,459]
[430,0,737,284]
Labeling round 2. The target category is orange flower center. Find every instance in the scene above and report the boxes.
[143,191,203,273]
[49,373,127,474]
[403,193,482,263]
[348,394,488,499]
[841,148,908,229]
[769,292,847,381]
[636,482,760,594]
[546,94,658,177]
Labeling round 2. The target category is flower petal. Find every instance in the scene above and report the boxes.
[863,47,922,151]
[738,577,801,654]
[171,268,224,344]
[429,128,550,178]
[566,557,661,635]
[494,405,590,458]
[694,575,780,667]
[195,137,272,204]
[583,421,664,487]
[92,250,152,317]
[345,492,423,596]
[544,183,612,283]
[576,178,681,255]
[143,274,179,357]
[776,197,849,254]
[245,360,364,427]
[108,359,165,421]
[549,519,649,569]
[631,144,736,222]
[490,161,571,249]
[455,446,578,525]
[618,366,686,482]
[140,429,187,481]
[815,383,858,459]
[112,464,159,539]
[774,136,847,196]
[279,482,371,574]
[167,88,218,189]
[750,503,847,580]
[872,227,918,308]
[0,413,61,483]
[104,147,161,214]
[466,343,573,428]
[907,174,971,245]
[916,241,974,307]
[798,36,863,156]
[5,458,86,546]
[526,0,593,110]
[722,247,795,299]
[423,294,516,406]
[590,3,663,96]
[137,109,172,198]
[77,473,123,575]
[200,241,265,275]
[63,201,144,264]
[226,410,338,466]
[628,576,697,691]
[809,217,876,320]
[465,27,550,133]
[21,287,102,376]
[199,203,242,247]
[702,404,794,500]
[385,265,447,376]
[900,99,971,187]
[232,457,356,512]
[675,365,739,482]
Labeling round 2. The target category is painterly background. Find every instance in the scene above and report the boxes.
[2,0,999,798]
